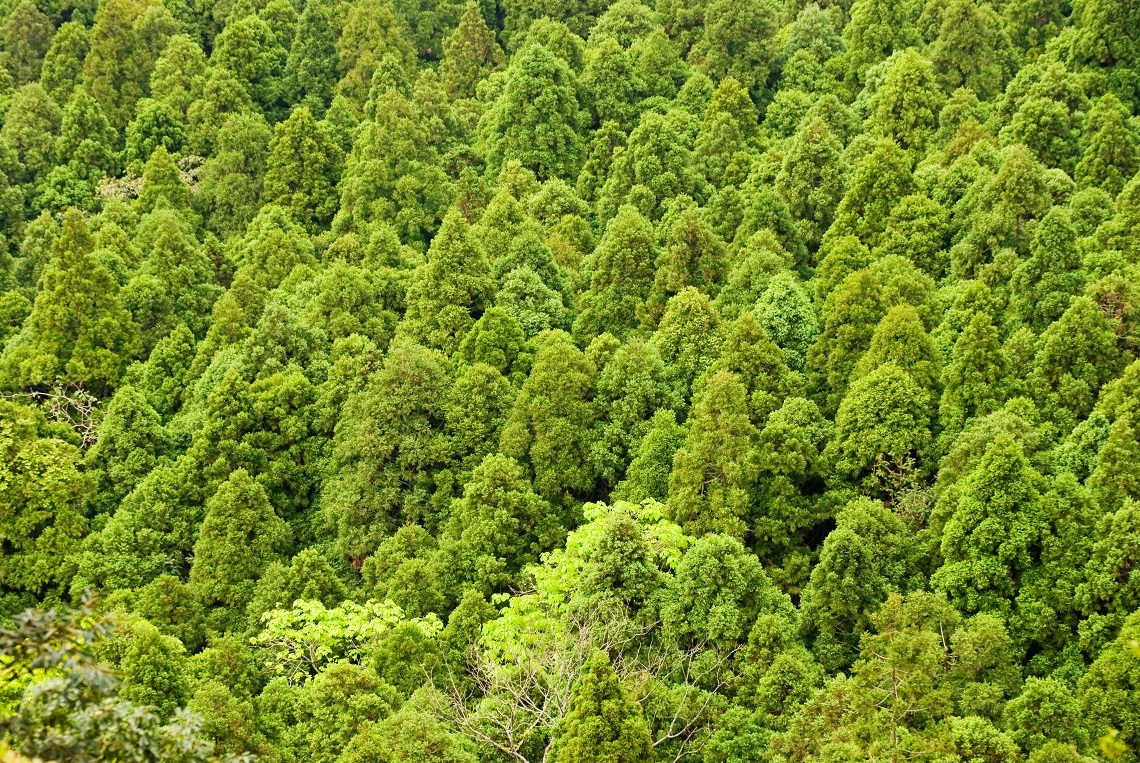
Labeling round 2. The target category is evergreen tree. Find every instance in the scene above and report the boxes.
[40,21,90,102]
[0,400,92,609]
[668,369,757,541]
[0,209,140,394]
[939,311,1010,437]
[56,86,116,183]
[776,118,846,251]
[188,468,290,622]
[1075,92,1139,196]
[500,331,597,506]
[1,1,54,86]
[481,42,584,180]
[1010,207,1086,330]
[574,205,656,342]
[550,650,654,763]
[1,83,61,184]
[400,209,494,354]
[867,49,945,153]
[439,0,505,99]
[652,287,724,404]
[260,106,343,233]
[82,0,179,128]
[828,362,933,493]
[149,34,207,116]
[285,0,341,115]
[437,454,559,598]
[931,434,1043,622]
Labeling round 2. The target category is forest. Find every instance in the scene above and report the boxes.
[0,0,1138,758]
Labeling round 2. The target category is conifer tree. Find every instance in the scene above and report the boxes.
[285,0,341,115]
[82,0,179,128]
[189,468,290,625]
[40,21,90,102]
[437,454,559,598]
[550,650,654,763]
[668,369,757,541]
[756,271,818,372]
[400,209,494,354]
[149,34,207,116]
[439,0,505,99]
[481,42,584,180]
[574,205,656,342]
[851,304,941,399]
[1075,93,1139,196]
[260,106,342,233]
[829,362,933,493]
[867,49,945,153]
[776,118,846,250]
[652,287,724,404]
[56,86,116,183]
[0,400,92,607]
[1,83,61,184]
[0,209,139,395]
[1011,207,1086,330]
[1,2,52,87]
[939,311,1010,437]
[335,0,416,107]
[931,434,1043,621]
[500,331,597,506]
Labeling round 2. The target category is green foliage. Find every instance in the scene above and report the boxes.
[0,2,1136,761]
[550,650,653,763]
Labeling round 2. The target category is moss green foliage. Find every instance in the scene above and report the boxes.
[2,1,1140,761]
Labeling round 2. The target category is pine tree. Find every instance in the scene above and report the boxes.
[550,650,654,763]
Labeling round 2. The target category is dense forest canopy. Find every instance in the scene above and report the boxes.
[0,0,1139,758]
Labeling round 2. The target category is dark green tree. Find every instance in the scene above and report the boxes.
[550,650,654,763]
[260,106,342,233]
